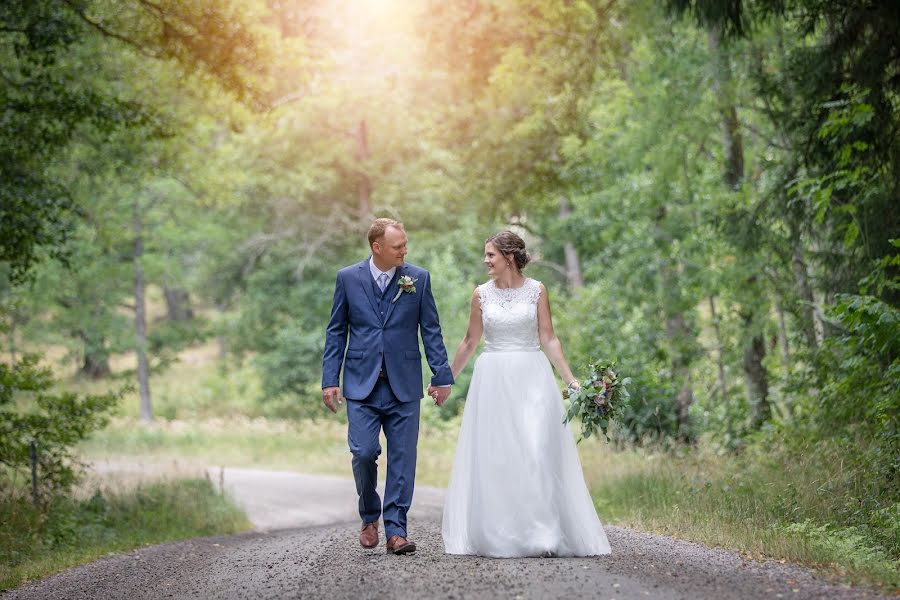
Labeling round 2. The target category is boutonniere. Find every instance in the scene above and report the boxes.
[392,275,418,303]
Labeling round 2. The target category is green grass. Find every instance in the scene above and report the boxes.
[60,344,270,420]
[79,415,461,488]
[65,341,461,486]
[0,478,252,592]
[589,445,900,591]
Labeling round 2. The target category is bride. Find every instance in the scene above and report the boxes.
[438,231,611,558]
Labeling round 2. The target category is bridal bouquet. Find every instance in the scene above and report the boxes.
[563,360,631,442]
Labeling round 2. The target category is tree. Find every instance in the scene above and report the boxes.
[0,0,276,282]
[666,0,900,307]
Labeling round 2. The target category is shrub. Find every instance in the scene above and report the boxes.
[0,354,121,502]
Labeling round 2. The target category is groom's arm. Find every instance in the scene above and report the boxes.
[419,270,454,387]
[322,271,349,389]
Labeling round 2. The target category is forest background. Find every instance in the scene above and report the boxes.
[1,0,897,591]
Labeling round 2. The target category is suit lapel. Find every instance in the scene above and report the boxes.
[357,259,381,321]
[382,265,405,325]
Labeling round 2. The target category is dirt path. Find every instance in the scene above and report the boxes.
[4,466,889,599]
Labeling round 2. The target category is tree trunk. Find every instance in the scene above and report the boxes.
[163,286,194,321]
[708,30,744,190]
[656,206,694,439]
[738,322,770,426]
[710,28,771,428]
[677,373,694,435]
[356,119,371,218]
[742,316,771,428]
[133,197,153,423]
[79,329,111,379]
[708,296,728,404]
[7,313,17,364]
[665,310,695,438]
[81,349,111,379]
[775,296,791,364]
[668,311,695,435]
[559,198,584,290]
[789,228,821,349]
[215,302,228,361]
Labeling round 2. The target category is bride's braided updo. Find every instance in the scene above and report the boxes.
[485,230,531,271]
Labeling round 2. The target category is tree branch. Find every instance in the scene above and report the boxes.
[61,0,159,58]
[268,89,308,112]
[135,0,166,18]
[741,121,788,150]
[532,259,569,278]
[167,173,203,200]
[320,121,356,140]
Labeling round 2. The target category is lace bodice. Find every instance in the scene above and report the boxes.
[478,278,542,352]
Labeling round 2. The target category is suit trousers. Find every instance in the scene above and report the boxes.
[346,377,421,540]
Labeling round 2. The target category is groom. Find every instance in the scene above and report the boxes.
[321,218,453,554]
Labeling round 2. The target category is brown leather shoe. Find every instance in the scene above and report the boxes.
[386,535,416,555]
[359,522,379,549]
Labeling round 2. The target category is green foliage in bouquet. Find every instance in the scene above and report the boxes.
[563,360,632,442]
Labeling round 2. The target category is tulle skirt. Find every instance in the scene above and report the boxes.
[441,350,611,557]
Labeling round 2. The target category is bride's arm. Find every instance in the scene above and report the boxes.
[449,288,484,379]
[536,283,578,387]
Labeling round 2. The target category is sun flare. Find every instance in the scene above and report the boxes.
[320,0,424,85]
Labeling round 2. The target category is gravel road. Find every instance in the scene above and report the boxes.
[4,466,891,599]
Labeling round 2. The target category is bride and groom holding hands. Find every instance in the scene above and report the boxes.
[321,218,610,557]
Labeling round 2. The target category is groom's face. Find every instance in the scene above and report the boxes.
[373,226,408,268]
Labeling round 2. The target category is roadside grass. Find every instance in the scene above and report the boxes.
[79,415,460,488]
[589,445,899,591]
[61,343,269,420]
[0,478,251,592]
[65,339,462,485]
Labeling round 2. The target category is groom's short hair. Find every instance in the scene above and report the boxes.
[368,218,404,247]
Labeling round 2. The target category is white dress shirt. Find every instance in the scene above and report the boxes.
[369,257,397,291]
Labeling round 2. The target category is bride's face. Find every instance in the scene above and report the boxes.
[483,242,510,277]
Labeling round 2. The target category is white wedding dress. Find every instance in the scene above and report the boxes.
[441,278,611,557]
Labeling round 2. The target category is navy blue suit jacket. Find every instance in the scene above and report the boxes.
[321,259,454,402]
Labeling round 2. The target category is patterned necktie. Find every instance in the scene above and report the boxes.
[378,272,389,294]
